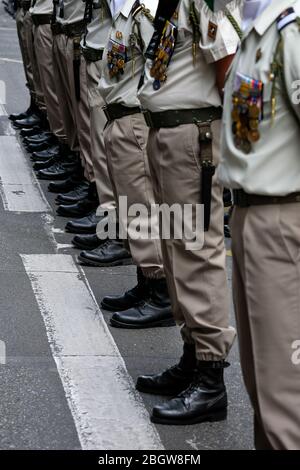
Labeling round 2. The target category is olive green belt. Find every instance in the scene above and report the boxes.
[143,107,223,128]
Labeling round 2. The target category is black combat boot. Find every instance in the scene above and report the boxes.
[13,112,42,129]
[151,361,229,425]
[23,131,53,146]
[78,239,132,267]
[56,197,99,218]
[20,126,43,138]
[72,233,104,250]
[101,267,148,312]
[31,142,70,162]
[55,181,90,204]
[110,278,175,329]
[37,159,81,180]
[65,209,100,233]
[25,140,53,153]
[9,96,36,121]
[136,343,196,396]
[56,182,99,217]
[48,163,84,193]
[33,155,60,171]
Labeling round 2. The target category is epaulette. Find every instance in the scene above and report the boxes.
[276,7,297,32]
[131,0,141,18]
[131,0,154,22]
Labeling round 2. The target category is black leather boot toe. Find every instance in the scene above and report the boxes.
[65,210,100,234]
[72,233,103,250]
[37,161,81,180]
[31,145,60,161]
[33,156,59,171]
[56,181,90,204]
[25,140,51,153]
[20,126,43,138]
[78,239,132,267]
[56,197,99,218]
[13,113,42,129]
[23,131,53,145]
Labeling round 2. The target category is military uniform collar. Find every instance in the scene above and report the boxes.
[112,0,134,20]
[242,0,297,39]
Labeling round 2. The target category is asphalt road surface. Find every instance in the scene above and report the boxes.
[0,6,253,450]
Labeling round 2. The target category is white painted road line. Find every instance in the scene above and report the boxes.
[0,136,50,212]
[21,254,164,451]
[0,58,23,64]
[0,104,7,116]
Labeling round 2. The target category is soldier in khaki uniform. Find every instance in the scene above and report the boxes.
[28,0,68,156]
[98,0,175,329]
[69,1,131,266]
[136,0,241,425]
[218,0,300,450]
[11,0,43,125]
[46,0,95,195]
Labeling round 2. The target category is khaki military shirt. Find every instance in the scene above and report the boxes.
[98,0,158,107]
[218,0,300,196]
[56,0,85,25]
[30,0,52,15]
[138,0,242,112]
[83,1,112,50]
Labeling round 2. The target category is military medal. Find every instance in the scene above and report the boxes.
[150,20,177,90]
[231,73,264,154]
[107,39,127,79]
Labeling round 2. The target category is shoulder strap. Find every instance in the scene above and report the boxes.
[225,7,243,40]
[132,1,154,23]
[276,7,298,32]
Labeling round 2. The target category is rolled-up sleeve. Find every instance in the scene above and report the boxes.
[197,0,243,63]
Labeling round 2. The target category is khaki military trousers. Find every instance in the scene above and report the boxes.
[23,14,45,112]
[231,203,300,450]
[52,33,93,179]
[33,24,67,143]
[15,8,34,101]
[86,60,115,209]
[147,122,235,360]
[104,113,164,278]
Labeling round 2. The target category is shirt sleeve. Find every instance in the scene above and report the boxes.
[282,24,300,123]
[197,0,243,64]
